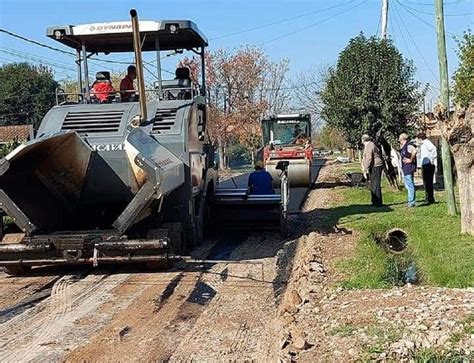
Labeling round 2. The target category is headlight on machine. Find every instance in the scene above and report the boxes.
[296,152,306,157]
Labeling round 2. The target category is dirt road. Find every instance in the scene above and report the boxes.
[0,233,287,362]
[0,160,325,362]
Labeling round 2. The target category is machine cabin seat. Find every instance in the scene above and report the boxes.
[158,67,194,100]
[91,71,116,103]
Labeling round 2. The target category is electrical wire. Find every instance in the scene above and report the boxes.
[0,55,73,79]
[389,6,397,42]
[210,1,355,40]
[259,1,366,46]
[0,46,105,76]
[404,0,467,6]
[0,27,174,73]
[393,2,441,89]
[391,5,440,100]
[397,2,473,17]
[376,10,382,37]
[396,0,457,36]
[0,48,76,72]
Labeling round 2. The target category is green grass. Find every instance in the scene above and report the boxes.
[409,348,472,362]
[461,314,474,335]
[330,323,357,337]
[330,164,473,288]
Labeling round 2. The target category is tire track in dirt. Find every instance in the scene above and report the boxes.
[0,272,132,362]
[169,234,281,361]
[65,271,203,362]
[0,274,59,311]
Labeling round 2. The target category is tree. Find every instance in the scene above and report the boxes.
[204,46,289,168]
[314,125,347,151]
[452,31,473,108]
[0,63,58,128]
[321,34,423,186]
[292,65,328,131]
[438,31,473,235]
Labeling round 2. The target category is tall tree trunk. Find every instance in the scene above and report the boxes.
[453,151,473,234]
[218,137,225,170]
[437,103,474,235]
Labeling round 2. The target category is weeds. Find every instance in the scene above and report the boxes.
[331,163,473,288]
[330,323,357,337]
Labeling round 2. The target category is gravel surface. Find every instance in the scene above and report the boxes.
[0,161,471,362]
[276,163,473,362]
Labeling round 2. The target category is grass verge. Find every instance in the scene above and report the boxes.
[331,163,473,288]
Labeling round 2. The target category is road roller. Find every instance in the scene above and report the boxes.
[261,114,313,188]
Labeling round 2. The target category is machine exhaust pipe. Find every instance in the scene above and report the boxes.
[130,9,147,124]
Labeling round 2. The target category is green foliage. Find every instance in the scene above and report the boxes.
[334,163,473,288]
[330,323,357,337]
[314,125,347,151]
[452,30,474,108]
[409,348,471,362]
[0,63,58,128]
[0,139,20,158]
[226,142,252,167]
[321,34,423,147]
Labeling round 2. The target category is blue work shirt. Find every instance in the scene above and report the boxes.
[248,170,275,195]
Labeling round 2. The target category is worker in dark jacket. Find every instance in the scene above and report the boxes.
[399,133,417,207]
[248,161,275,195]
[361,134,384,207]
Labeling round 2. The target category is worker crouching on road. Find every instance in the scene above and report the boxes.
[248,161,275,195]
[361,134,384,207]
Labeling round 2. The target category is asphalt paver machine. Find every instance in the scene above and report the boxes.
[0,11,217,274]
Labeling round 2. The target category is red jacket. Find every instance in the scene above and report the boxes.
[91,81,115,102]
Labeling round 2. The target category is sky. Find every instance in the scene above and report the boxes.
[0,0,472,107]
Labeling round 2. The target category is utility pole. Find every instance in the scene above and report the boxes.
[435,0,457,216]
[381,0,389,40]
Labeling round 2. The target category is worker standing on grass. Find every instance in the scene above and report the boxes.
[399,133,418,208]
[416,132,437,205]
[361,134,384,207]
[248,161,275,195]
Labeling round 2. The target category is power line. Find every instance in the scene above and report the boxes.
[0,27,171,71]
[389,6,396,42]
[393,2,440,87]
[404,0,467,6]
[396,0,457,36]
[392,4,416,60]
[0,47,77,72]
[0,55,73,79]
[260,1,366,46]
[210,1,355,40]
[0,28,75,55]
[376,9,382,37]
[391,3,440,97]
[0,46,105,76]
[0,50,77,76]
[398,2,473,16]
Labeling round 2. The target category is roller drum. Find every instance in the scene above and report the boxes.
[266,159,311,188]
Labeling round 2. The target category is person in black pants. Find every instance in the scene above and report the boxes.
[361,134,384,207]
[369,164,383,206]
[416,133,437,204]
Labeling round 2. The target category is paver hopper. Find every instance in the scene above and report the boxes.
[0,11,216,274]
